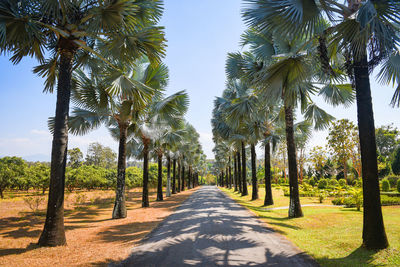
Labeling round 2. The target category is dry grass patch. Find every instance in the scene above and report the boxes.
[0,188,197,266]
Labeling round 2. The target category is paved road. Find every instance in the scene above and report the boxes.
[117,186,318,267]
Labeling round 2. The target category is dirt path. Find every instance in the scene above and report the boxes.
[118,186,318,267]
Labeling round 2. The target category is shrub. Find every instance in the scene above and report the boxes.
[338,179,347,187]
[381,179,390,192]
[278,178,286,185]
[350,189,363,211]
[332,197,344,206]
[381,195,400,206]
[392,147,400,175]
[23,196,45,213]
[74,193,87,206]
[354,179,362,188]
[328,179,338,187]
[282,187,289,196]
[385,176,399,188]
[318,179,328,189]
[318,191,326,203]
[398,180,400,193]
[308,177,316,187]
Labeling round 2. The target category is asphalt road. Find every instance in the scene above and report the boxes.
[117,186,318,267]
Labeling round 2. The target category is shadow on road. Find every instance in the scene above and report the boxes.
[116,186,317,267]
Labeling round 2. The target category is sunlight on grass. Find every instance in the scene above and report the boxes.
[221,186,400,267]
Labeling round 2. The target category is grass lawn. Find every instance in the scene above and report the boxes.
[221,186,400,267]
[0,187,197,266]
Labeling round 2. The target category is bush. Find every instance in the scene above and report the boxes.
[74,193,87,206]
[23,196,45,213]
[328,179,338,187]
[318,179,328,189]
[354,179,362,188]
[381,195,400,206]
[392,146,400,175]
[385,176,399,188]
[308,177,316,187]
[278,178,286,185]
[338,179,347,187]
[381,179,390,192]
[318,191,326,203]
[398,180,400,193]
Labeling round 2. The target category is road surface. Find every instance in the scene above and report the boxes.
[117,186,318,267]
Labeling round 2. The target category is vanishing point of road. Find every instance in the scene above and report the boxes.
[117,186,318,267]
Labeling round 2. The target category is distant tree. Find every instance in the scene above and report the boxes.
[375,125,400,159]
[309,146,328,179]
[0,157,26,198]
[327,120,359,181]
[68,148,83,168]
[392,147,400,176]
[29,163,50,194]
[85,143,116,169]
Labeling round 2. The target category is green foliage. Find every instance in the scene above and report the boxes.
[338,179,347,187]
[328,179,338,187]
[398,180,400,193]
[318,179,328,189]
[380,195,400,206]
[0,157,26,198]
[278,178,286,185]
[85,143,117,169]
[382,179,390,192]
[308,177,316,187]
[385,176,400,188]
[375,125,400,159]
[68,148,83,168]
[318,191,326,203]
[392,147,400,175]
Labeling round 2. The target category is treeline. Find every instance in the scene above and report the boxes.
[0,155,171,198]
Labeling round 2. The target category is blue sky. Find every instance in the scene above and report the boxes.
[0,0,399,161]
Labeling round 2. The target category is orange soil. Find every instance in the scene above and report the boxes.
[0,188,197,266]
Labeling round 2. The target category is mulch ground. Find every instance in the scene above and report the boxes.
[0,188,197,266]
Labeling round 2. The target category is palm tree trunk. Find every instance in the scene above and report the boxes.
[112,123,128,219]
[181,164,185,191]
[264,142,274,206]
[38,49,75,247]
[237,151,242,193]
[251,143,258,200]
[142,141,150,207]
[172,159,177,194]
[188,166,192,189]
[228,156,232,189]
[177,160,181,193]
[225,167,229,188]
[166,155,171,197]
[157,153,163,201]
[234,155,238,191]
[285,104,303,218]
[241,141,248,196]
[354,53,388,249]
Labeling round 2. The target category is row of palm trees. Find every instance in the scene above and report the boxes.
[0,0,206,247]
[212,0,399,250]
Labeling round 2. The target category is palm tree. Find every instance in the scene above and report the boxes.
[152,125,186,200]
[243,0,398,249]
[65,59,167,219]
[136,91,189,206]
[230,29,350,217]
[0,0,165,246]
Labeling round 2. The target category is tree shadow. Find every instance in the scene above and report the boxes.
[0,243,39,257]
[107,186,317,267]
[315,246,380,267]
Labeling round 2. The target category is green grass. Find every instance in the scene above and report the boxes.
[221,186,400,267]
